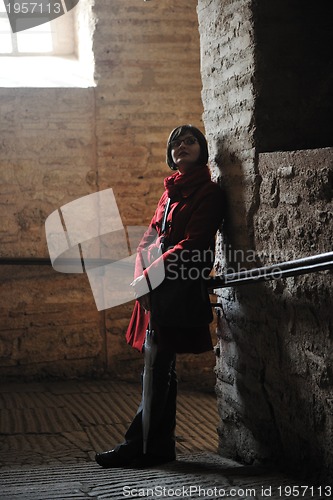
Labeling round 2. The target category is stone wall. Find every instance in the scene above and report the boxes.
[0,0,216,386]
[198,0,333,483]
[216,149,333,482]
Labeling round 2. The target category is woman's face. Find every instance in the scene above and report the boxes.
[170,133,201,174]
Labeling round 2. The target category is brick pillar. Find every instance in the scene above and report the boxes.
[198,0,333,483]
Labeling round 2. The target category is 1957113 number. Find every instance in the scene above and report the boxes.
[277,485,332,497]
[5,3,62,15]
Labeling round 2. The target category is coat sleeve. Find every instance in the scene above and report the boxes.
[134,192,168,279]
[143,184,224,282]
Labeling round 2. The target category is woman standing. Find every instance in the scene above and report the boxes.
[95,125,225,468]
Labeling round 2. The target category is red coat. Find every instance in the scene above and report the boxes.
[126,165,225,353]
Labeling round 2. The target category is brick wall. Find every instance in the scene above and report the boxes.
[198,0,333,483]
[0,0,215,386]
[198,0,257,253]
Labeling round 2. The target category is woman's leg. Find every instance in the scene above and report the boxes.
[125,349,177,458]
[95,349,177,467]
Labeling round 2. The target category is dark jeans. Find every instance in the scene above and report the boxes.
[114,350,177,459]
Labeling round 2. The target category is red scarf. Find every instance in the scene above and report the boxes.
[164,165,211,200]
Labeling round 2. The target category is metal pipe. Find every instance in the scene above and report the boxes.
[208,258,333,290]
[0,257,52,266]
[1,251,333,289]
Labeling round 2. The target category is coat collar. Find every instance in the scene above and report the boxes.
[164,165,211,200]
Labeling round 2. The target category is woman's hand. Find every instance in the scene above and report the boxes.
[130,275,151,312]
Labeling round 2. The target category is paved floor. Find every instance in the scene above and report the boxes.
[0,379,328,499]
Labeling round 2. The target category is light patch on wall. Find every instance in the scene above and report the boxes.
[0,0,95,87]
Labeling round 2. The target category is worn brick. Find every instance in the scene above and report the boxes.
[0,1,210,387]
[199,0,333,485]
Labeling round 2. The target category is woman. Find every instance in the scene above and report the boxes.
[95,125,225,468]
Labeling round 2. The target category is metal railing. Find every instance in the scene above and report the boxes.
[207,251,333,290]
[1,251,333,289]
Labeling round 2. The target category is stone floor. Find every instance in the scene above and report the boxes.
[0,379,329,499]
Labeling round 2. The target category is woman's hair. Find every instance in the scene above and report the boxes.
[166,124,209,170]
